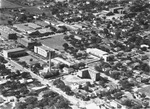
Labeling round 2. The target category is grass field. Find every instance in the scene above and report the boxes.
[138,85,150,97]
[0,0,22,8]
[40,34,67,51]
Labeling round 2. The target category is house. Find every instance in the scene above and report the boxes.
[86,103,100,109]
[63,67,74,74]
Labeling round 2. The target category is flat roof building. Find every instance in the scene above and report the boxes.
[35,21,50,27]
[86,48,108,61]
[3,48,26,58]
[17,38,37,49]
[77,68,100,81]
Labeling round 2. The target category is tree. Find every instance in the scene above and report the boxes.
[15,102,27,109]
[0,56,7,63]
[26,104,34,109]
[79,62,86,68]
[43,91,59,98]
[94,65,102,72]
[0,64,6,70]
[25,97,37,105]
[21,72,31,78]
[63,43,69,49]
[121,99,132,107]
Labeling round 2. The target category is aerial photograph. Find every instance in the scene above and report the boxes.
[0,0,150,109]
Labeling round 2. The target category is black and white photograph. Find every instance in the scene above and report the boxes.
[0,0,150,109]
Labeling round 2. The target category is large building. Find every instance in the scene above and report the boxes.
[86,48,108,61]
[34,45,55,58]
[77,68,100,81]
[3,48,27,58]
[0,26,17,40]
[13,23,41,33]
[17,38,37,49]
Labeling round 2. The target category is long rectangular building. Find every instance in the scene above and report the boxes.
[3,48,26,58]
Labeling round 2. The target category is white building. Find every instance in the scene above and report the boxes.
[3,48,26,58]
[86,48,108,61]
[34,45,54,58]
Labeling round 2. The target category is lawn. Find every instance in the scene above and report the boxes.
[40,34,67,51]
[1,103,13,109]
[138,85,150,97]
[18,55,44,65]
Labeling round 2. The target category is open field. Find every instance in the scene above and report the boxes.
[40,34,67,51]
[0,0,22,8]
[18,55,44,65]
[138,85,150,97]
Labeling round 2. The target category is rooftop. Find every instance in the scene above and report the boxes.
[38,45,53,51]
[35,21,49,27]
[3,47,25,53]
[13,24,33,32]
[26,23,41,29]
[38,28,53,34]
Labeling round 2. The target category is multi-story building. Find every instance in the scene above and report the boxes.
[17,38,37,49]
[34,45,55,58]
[3,48,26,58]
[77,68,100,81]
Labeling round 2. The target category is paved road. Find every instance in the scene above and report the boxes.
[7,59,83,107]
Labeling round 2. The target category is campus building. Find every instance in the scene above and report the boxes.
[17,38,37,49]
[0,26,17,40]
[34,45,55,58]
[86,48,108,61]
[77,68,100,81]
[3,48,27,58]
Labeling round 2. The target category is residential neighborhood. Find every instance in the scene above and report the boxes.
[1,0,150,109]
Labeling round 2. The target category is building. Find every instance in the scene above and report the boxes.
[54,57,74,66]
[17,38,37,49]
[3,48,26,58]
[26,23,41,29]
[31,86,48,93]
[38,28,54,36]
[77,68,100,81]
[86,103,99,109]
[63,67,74,74]
[13,23,41,34]
[34,45,55,58]
[86,48,108,61]
[35,21,50,27]
[0,26,17,40]
[13,23,33,33]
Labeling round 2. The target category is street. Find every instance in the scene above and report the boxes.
[6,58,83,107]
